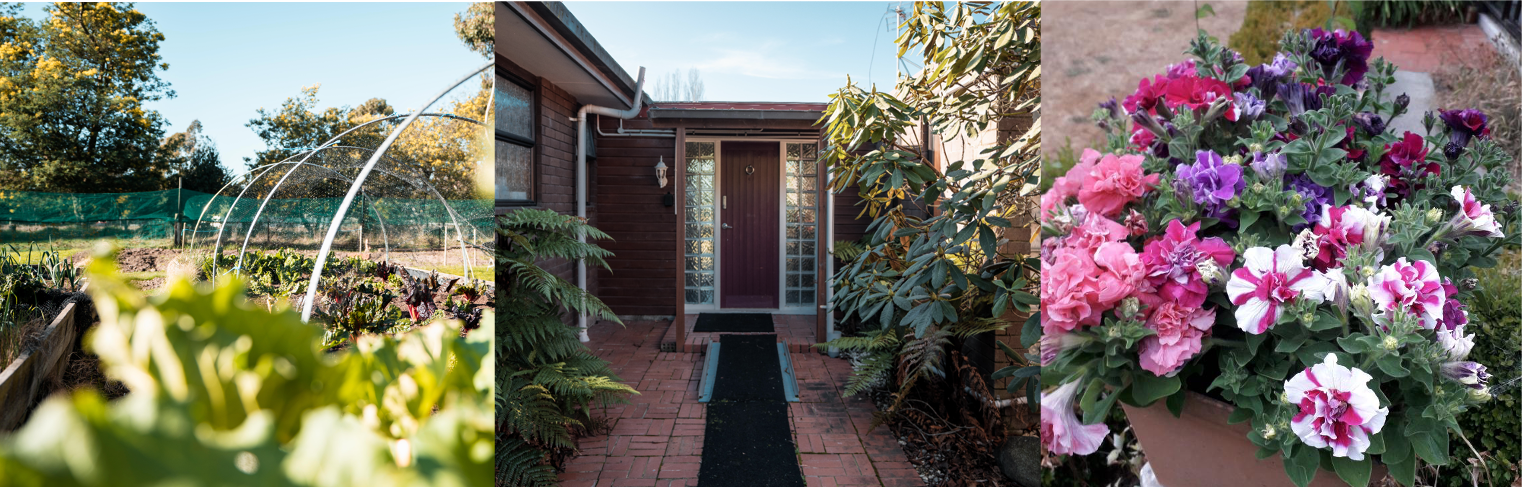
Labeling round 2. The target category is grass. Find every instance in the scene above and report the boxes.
[418,265,494,281]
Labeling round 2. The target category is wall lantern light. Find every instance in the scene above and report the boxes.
[655,157,668,188]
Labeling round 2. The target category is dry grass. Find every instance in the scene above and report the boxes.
[1432,43,1522,191]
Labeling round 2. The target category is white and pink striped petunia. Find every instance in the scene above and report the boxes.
[1449,186,1504,239]
[1224,245,1330,334]
[1285,354,1389,460]
[1367,257,1445,330]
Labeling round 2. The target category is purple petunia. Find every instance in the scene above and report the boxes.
[1287,174,1332,228]
[1438,109,1491,151]
[1234,92,1266,121]
[1307,28,1374,86]
[1277,82,1335,117]
[1251,151,1288,182]
[1176,150,1245,225]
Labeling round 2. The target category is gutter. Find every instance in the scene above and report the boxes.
[573,66,647,342]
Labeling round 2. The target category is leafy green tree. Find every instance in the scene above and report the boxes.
[819,1,1042,409]
[0,2,175,193]
[156,120,231,194]
[453,3,491,59]
[498,209,636,487]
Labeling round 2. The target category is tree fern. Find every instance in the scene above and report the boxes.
[497,209,637,485]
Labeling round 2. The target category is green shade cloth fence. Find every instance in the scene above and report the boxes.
[0,189,493,240]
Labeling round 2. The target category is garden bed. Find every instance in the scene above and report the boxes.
[0,284,92,431]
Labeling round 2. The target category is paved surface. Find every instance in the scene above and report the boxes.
[1371,24,1493,74]
[560,318,925,487]
[1042,1,1249,158]
[1382,70,1435,137]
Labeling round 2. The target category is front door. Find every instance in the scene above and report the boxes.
[720,141,779,308]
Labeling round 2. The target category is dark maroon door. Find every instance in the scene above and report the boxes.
[720,141,779,308]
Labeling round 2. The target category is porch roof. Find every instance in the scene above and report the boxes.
[648,102,827,121]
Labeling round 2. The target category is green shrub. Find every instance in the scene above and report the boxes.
[1229,1,1363,65]
[1358,0,1464,28]
[1446,249,1522,487]
[497,209,636,487]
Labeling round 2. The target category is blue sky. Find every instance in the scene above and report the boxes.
[564,2,912,103]
[17,2,486,177]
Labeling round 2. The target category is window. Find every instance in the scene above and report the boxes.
[784,143,818,306]
[497,71,535,205]
[684,141,717,305]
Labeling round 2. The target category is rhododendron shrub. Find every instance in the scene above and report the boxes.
[1038,30,1519,487]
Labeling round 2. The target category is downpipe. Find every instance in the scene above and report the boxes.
[573,67,647,342]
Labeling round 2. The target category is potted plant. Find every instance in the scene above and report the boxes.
[1037,27,1519,487]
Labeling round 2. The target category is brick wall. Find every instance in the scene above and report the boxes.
[500,76,598,307]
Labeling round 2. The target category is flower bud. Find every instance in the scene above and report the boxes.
[1118,297,1141,319]
[1426,208,1444,224]
[1262,425,1277,440]
[1223,154,1244,165]
[1300,311,1316,325]
[1249,143,1264,153]
[1382,335,1399,351]
[1470,386,1492,402]
[1291,193,1304,204]
[1395,93,1410,113]
[1197,259,1225,286]
[1460,278,1477,290]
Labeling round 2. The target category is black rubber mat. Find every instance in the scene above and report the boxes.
[692,313,774,333]
[698,334,804,486]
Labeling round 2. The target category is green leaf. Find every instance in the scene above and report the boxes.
[1284,443,1321,487]
[1196,3,1216,18]
[1130,373,1181,407]
[1408,417,1450,465]
[1082,383,1122,425]
[1331,455,1371,487]
[1375,354,1409,378]
[1227,407,1254,425]
[1020,312,1040,349]
[1385,452,1416,486]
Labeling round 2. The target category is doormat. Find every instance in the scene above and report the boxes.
[692,313,774,333]
[698,334,805,486]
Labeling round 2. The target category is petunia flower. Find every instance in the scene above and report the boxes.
[1285,354,1389,460]
[1309,205,1385,271]
[1306,28,1374,85]
[1140,219,1236,308]
[1436,323,1475,361]
[1075,152,1159,218]
[1438,109,1491,150]
[1441,361,1491,390]
[1225,245,1331,334]
[1379,132,1436,200]
[1437,278,1470,331]
[1286,174,1332,229]
[1138,302,1214,376]
[1448,186,1504,239]
[1176,150,1246,226]
[1041,380,1110,456]
[1367,258,1445,330]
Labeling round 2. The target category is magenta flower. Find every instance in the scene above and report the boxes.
[1439,109,1491,150]
[1139,302,1214,376]
[1285,354,1389,460]
[1379,132,1436,199]
[1141,219,1236,308]
[1437,278,1470,331]
[1041,380,1109,456]
[1225,245,1330,334]
[1367,258,1445,330]
[1041,247,1104,335]
[1449,186,1504,239]
[1093,241,1151,309]
[1309,205,1384,271]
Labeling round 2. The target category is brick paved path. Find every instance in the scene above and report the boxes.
[1371,24,1493,74]
[558,318,926,487]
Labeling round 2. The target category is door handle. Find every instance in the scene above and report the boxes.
[722,223,733,229]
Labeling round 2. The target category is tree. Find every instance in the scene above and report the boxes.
[453,3,492,59]
[651,69,704,102]
[156,119,230,193]
[0,2,175,193]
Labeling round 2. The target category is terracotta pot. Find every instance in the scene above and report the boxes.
[1122,391,1385,487]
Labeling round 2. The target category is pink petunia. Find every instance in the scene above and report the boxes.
[1367,257,1445,330]
[1140,219,1237,308]
[1309,205,1384,271]
[1138,302,1214,376]
[1041,247,1104,335]
[1449,186,1504,239]
[1093,241,1151,308]
[1041,380,1110,456]
[1064,212,1129,256]
[1041,149,1102,221]
[1224,245,1330,334]
[1285,354,1389,461]
[1075,153,1159,218]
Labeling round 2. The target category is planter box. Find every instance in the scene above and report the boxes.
[0,285,88,431]
[1123,391,1384,487]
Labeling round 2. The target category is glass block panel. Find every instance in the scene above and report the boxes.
[497,140,531,201]
[496,75,533,139]
[784,143,819,307]
[684,142,717,305]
